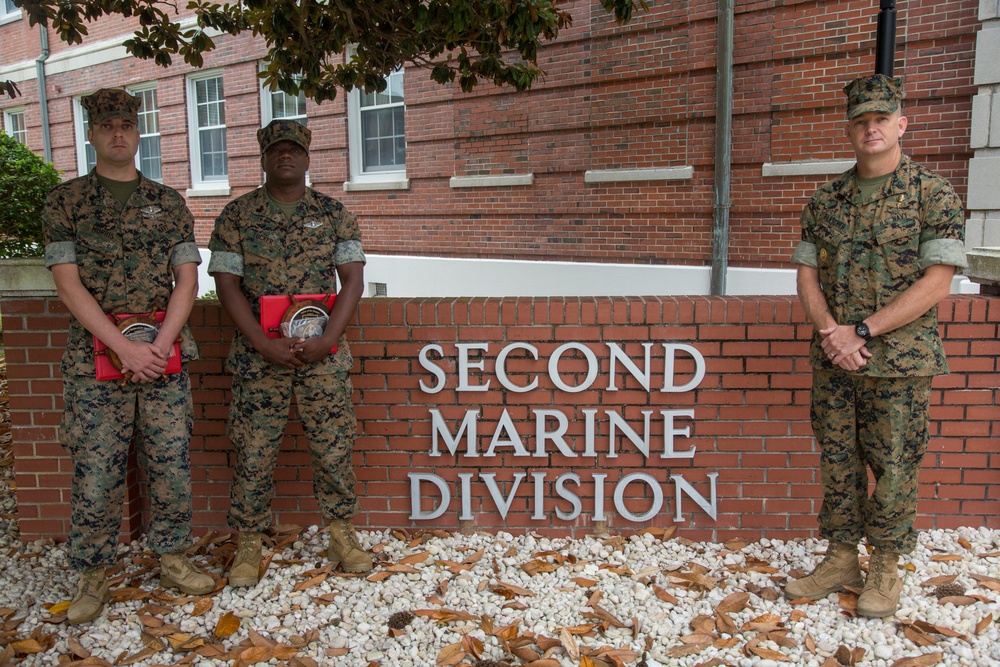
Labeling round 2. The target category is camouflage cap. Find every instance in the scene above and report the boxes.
[81,88,141,126]
[843,74,903,119]
[257,119,311,154]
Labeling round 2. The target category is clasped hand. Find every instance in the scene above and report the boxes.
[819,324,871,371]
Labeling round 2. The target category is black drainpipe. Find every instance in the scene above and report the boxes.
[710,0,735,296]
[875,0,897,76]
[36,25,52,163]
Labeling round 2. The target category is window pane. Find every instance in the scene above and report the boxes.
[6,112,26,144]
[132,88,162,181]
[139,136,161,181]
[356,69,405,174]
[200,128,228,179]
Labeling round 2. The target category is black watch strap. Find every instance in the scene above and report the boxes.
[855,321,873,342]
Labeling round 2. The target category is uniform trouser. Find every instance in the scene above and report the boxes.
[811,369,933,554]
[61,372,195,571]
[226,371,360,532]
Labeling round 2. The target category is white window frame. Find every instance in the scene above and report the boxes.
[260,70,307,127]
[259,68,310,184]
[0,0,21,25]
[72,96,97,176]
[127,83,162,182]
[186,69,230,197]
[2,107,26,144]
[345,67,408,191]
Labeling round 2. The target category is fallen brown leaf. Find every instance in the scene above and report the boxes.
[921,574,959,587]
[938,595,976,606]
[190,597,214,616]
[748,646,792,663]
[663,641,712,658]
[888,654,943,667]
[435,642,466,666]
[651,585,678,604]
[213,612,240,638]
[714,591,750,614]
[975,613,993,635]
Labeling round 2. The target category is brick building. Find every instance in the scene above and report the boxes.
[0,0,991,296]
[2,0,998,542]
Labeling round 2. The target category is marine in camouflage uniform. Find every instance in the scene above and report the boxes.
[208,119,371,584]
[786,75,967,617]
[43,89,214,624]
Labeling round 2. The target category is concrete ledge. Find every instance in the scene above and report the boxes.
[762,160,855,177]
[584,166,693,183]
[450,173,534,188]
[0,257,57,297]
[343,179,410,192]
[966,246,1000,286]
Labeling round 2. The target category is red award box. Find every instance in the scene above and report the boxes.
[259,293,338,354]
[93,311,182,381]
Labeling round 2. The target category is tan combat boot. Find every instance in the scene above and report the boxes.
[784,541,863,600]
[856,548,902,618]
[328,518,373,573]
[229,531,263,587]
[160,552,215,595]
[67,567,110,625]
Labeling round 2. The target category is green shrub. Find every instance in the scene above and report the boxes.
[0,131,61,258]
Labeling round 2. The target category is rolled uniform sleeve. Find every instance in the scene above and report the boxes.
[45,241,77,267]
[918,239,967,272]
[42,188,78,267]
[171,241,203,267]
[918,177,967,272]
[334,210,366,266]
[208,202,246,276]
[790,241,818,268]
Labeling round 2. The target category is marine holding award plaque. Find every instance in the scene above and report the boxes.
[208,119,372,586]
[41,87,214,625]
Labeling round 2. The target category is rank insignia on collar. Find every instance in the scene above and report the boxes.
[303,220,323,228]
[141,205,163,219]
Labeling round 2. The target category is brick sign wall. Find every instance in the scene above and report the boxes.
[4,295,998,544]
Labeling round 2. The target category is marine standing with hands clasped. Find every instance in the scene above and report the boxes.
[208,120,371,586]
[786,75,968,617]
[42,89,214,625]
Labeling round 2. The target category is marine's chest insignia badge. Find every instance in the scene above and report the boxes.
[141,205,163,219]
[303,220,323,229]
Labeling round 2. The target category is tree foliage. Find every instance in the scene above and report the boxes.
[0,131,61,258]
[14,0,646,102]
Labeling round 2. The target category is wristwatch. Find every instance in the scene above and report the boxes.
[855,321,873,342]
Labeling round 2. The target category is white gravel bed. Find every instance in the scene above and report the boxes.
[0,526,998,667]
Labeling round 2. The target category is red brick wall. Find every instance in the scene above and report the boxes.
[4,295,998,543]
[0,0,981,267]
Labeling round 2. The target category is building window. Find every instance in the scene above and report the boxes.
[186,71,228,191]
[3,108,26,144]
[73,97,97,176]
[261,71,309,182]
[0,0,21,24]
[129,86,162,182]
[347,68,406,185]
[261,74,307,126]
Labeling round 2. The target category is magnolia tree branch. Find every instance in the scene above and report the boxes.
[12,0,646,102]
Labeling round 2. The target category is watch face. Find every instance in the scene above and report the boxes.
[856,323,871,340]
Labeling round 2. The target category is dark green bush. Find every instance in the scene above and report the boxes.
[0,131,61,258]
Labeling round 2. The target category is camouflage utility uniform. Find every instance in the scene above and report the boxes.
[43,172,202,571]
[791,155,967,553]
[208,187,365,532]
